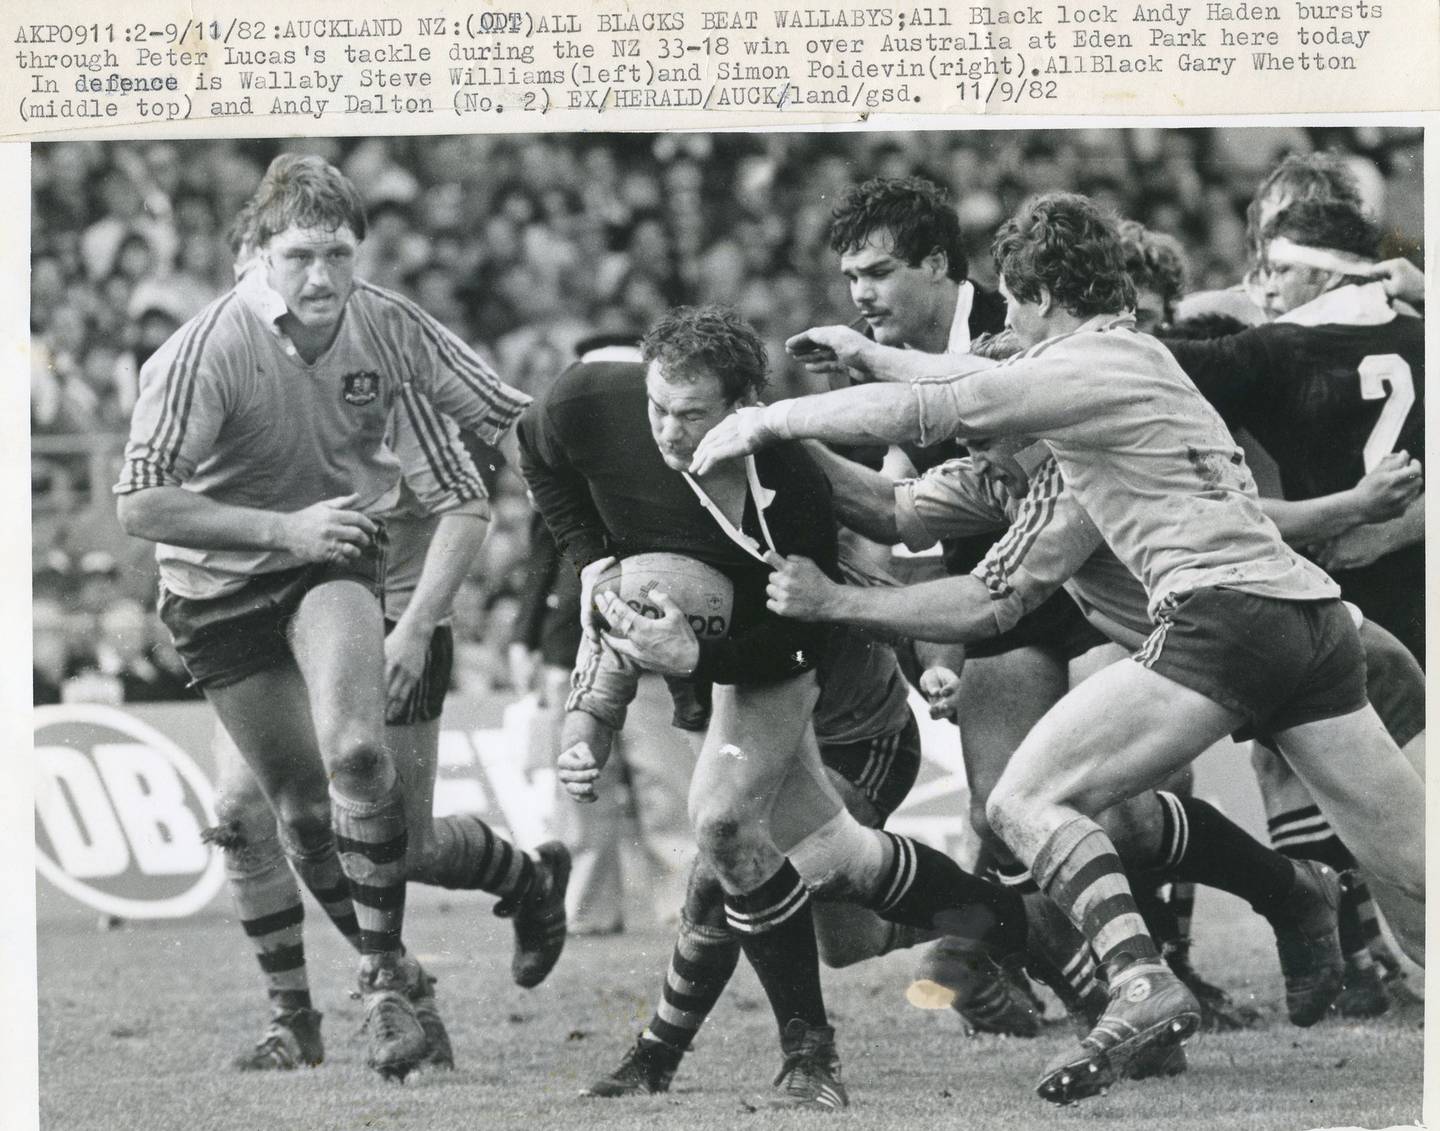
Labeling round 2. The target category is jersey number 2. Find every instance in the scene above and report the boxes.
[1358,354,1415,473]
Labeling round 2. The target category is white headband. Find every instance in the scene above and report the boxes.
[1265,236,1376,277]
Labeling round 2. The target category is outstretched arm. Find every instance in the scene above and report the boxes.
[765,554,1001,643]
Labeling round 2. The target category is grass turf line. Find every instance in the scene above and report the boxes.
[38,885,1422,1131]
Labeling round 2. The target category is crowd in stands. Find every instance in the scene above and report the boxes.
[30,127,1423,703]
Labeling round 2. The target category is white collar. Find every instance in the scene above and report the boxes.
[946,281,975,354]
[234,260,289,332]
[682,455,776,566]
[1276,282,1395,328]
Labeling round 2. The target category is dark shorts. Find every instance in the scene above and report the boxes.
[158,544,385,691]
[819,712,922,822]
[1133,588,1368,740]
[384,620,454,726]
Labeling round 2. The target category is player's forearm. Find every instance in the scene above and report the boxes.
[1261,492,1368,543]
[803,441,901,544]
[1382,491,1425,552]
[862,343,981,384]
[766,385,924,449]
[117,486,290,552]
[395,503,489,636]
[823,574,999,643]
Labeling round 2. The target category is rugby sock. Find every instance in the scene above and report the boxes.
[280,832,362,952]
[642,914,742,1054]
[330,785,409,956]
[724,860,828,1032]
[873,832,1029,954]
[1031,816,1163,979]
[214,830,312,1012]
[415,813,537,898]
[1153,792,1298,919]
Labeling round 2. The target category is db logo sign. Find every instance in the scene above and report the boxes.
[34,705,226,918]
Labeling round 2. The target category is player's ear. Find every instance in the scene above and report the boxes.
[1036,286,1054,318]
[922,247,948,280]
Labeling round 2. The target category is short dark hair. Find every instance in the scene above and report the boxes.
[1117,220,1188,307]
[241,154,368,249]
[1263,198,1380,262]
[641,305,768,403]
[992,193,1136,317]
[1246,152,1363,248]
[828,177,968,282]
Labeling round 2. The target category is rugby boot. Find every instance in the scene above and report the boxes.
[907,937,1042,1037]
[232,1007,324,1071]
[1166,945,1261,1031]
[1267,859,1344,1027]
[496,841,572,989]
[398,954,455,1069]
[770,1019,848,1111]
[356,954,428,1082]
[1124,1042,1189,1082]
[1334,958,1389,1019]
[580,1035,685,1097]
[1037,964,1200,1106]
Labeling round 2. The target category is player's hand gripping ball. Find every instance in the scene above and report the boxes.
[591,553,734,641]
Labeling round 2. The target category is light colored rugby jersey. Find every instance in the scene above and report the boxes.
[382,391,489,623]
[908,313,1338,618]
[896,455,1156,650]
[116,269,528,599]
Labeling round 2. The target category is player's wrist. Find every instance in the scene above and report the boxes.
[759,400,797,441]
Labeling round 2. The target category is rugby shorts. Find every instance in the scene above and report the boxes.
[567,631,711,733]
[383,620,453,726]
[1132,587,1368,740]
[158,536,385,691]
[818,711,922,823]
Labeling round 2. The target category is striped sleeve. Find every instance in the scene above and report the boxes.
[363,282,531,446]
[391,385,489,517]
[114,296,237,495]
[893,459,1008,552]
[971,459,1105,633]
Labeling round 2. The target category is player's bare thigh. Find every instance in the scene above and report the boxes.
[987,659,1242,863]
[203,660,331,837]
[287,579,389,795]
[687,672,821,889]
[957,646,1069,804]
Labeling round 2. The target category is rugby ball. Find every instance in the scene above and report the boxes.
[594,553,734,640]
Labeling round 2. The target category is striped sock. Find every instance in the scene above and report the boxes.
[724,860,827,1033]
[1032,816,1161,979]
[643,915,742,1053]
[331,785,409,957]
[874,832,1028,953]
[1154,791,1297,919]
[420,814,536,898]
[280,832,361,952]
[221,832,312,1011]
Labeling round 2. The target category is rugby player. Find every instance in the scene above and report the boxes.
[1155,201,1426,1014]
[519,306,1030,1110]
[691,193,1425,1103]
[209,393,570,1072]
[796,177,1122,1034]
[115,154,530,1080]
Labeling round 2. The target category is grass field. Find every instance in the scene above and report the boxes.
[37,883,1424,1131]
